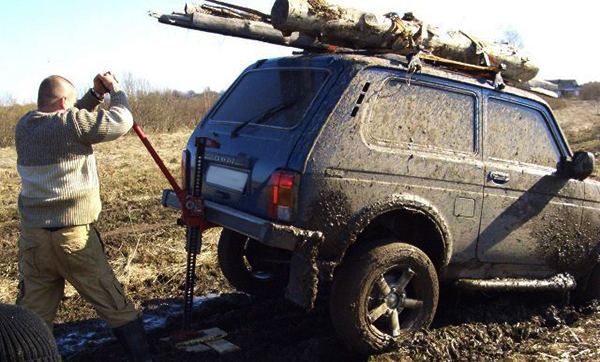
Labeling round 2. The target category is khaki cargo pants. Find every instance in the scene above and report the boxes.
[16,225,140,329]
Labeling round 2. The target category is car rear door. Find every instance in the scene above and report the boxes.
[188,63,337,219]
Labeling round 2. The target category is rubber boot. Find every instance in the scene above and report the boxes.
[112,317,153,362]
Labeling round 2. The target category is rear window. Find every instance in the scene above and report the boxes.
[210,68,329,129]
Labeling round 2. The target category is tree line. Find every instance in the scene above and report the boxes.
[0,85,221,148]
[580,82,600,101]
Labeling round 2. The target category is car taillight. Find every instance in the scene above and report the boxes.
[268,170,298,222]
[181,150,189,191]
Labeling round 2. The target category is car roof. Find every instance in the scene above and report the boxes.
[254,52,548,106]
[252,52,570,156]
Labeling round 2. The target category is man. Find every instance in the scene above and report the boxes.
[15,73,151,362]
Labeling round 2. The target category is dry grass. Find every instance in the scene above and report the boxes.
[114,89,220,134]
[553,99,600,153]
[0,104,35,148]
[543,96,568,111]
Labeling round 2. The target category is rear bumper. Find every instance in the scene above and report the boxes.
[162,189,309,251]
[161,189,324,309]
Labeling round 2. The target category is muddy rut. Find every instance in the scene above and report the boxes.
[57,288,600,361]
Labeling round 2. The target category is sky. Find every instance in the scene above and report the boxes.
[0,0,598,104]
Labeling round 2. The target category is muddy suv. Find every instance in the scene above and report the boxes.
[163,53,600,354]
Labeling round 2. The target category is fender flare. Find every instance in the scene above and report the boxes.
[339,193,453,269]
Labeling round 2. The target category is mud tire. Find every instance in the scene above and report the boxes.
[218,228,289,297]
[0,304,61,361]
[330,241,439,354]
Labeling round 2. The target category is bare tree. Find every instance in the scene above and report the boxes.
[120,72,152,98]
[581,82,600,101]
[0,93,17,106]
[501,28,525,50]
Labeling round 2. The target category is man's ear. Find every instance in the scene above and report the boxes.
[58,97,67,110]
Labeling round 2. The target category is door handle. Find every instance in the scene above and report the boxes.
[489,171,510,184]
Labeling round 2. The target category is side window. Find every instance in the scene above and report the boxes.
[365,78,476,153]
[486,99,561,167]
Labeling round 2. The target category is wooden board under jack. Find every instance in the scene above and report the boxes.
[205,338,242,354]
[167,327,241,354]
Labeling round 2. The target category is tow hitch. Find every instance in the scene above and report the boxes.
[132,122,219,331]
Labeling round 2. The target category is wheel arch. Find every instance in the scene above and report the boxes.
[339,194,453,272]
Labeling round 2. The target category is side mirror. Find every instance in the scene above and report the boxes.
[559,151,596,180]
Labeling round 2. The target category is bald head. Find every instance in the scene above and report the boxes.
[37,75,76,112]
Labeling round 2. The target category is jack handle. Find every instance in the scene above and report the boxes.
[131,122,220,223]
[132,122,184,197]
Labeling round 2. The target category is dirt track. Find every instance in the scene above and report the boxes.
[56,288,600,361]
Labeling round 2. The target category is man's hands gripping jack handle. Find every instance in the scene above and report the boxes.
[93,71,120,95]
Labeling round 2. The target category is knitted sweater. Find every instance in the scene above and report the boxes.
[15,90,133,228]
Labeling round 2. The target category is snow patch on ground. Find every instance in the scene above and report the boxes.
[55,294,220,357]
[142,294,219,331]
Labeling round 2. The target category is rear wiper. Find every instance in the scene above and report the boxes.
[230,98,299,138]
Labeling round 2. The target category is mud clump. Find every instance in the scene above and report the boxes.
[537,213,600,277]
[306,189,352,258]
[385,292,600,361]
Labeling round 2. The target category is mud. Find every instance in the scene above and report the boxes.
[387,291,600,361]
[537,211,600,278]
[455,274,576,292]
[306,190,352,248]
[280,226,324,309]
[57,289,600,361]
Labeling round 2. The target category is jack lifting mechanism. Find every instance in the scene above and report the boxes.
[132,121,221,341]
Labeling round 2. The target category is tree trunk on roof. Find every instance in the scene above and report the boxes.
[271,0,539,82]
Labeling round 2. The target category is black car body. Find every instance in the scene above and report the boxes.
[163,53,600,353]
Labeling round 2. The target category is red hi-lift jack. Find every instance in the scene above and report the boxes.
[132,122,220,336]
